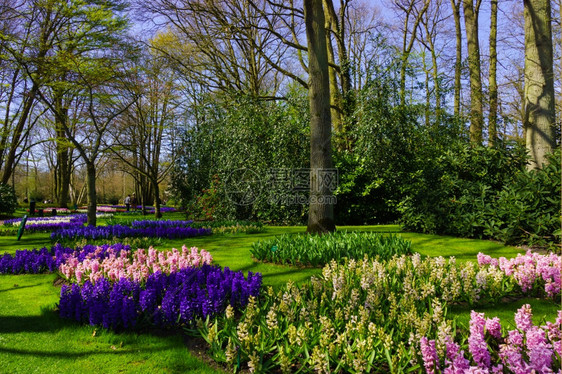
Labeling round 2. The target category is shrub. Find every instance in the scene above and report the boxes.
[482,149,561,247]
[250,231,412,267]
[0,183,17,214]
[397,143,562,249]
[399,142,528,237]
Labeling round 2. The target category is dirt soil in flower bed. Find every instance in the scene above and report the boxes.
[183,336,231,373]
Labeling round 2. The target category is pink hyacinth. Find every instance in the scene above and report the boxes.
[468,311,491,369]
[477,253,498,267]
[444,340,470,373]
[526,326,553,372]
[514,304,533,332]
[480,251,561,298]
[420,337,440,374]
[59,245,213,284]
[421,305,562,374]
[485,317,502,340]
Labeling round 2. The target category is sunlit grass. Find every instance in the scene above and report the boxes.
[0,274,224,374]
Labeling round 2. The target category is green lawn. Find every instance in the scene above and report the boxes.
[0,224,558,373]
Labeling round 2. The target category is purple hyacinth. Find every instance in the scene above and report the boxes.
[51,224,211,241]
[58,265,262,331]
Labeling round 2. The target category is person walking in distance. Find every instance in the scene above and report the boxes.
[124,194,131,212]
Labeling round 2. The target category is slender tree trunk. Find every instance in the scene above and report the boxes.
[524,0,556,169]
[423,53,431,126]
[450,0,462,117]
[1,82,38,184]
[463,0,483,143]
[86,161,97,226]
[399,1,430,106]
[488,0,498,146]
[304,0,336,234]
[55,93,70,208]
[152,178,162,219]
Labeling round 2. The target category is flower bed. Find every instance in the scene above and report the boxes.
[50,224,211,241]
[419,305,561,373]
[130,219,194,228]
[58,245,213,284]
[251,231,412,267]
[0,243,129,274]
[196,252,560,372]
[59,265,262,330]
[478,251,561,298]
[4,214,87,233]
[0,247,58,274]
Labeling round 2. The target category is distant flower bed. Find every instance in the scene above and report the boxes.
[0,243,129,274]
[130,220,194,229]
[190,220,265,234]
[50,224,212,242]
[59,245,213,284]
[251,231,412,267]
[110,205,178,213]
[59,265,262,330]
[4,215,87,233]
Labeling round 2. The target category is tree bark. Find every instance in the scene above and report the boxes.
[1,82,38,184]
[450,0,462,117]
[324,8,343,134]
[488,0,498,146]
[304,0,336,234]
[398,0,430,106]
[54,91,71,208]
[152,177,162,219]
[523,0,555,169]
[463,0,483,144]
[86,162,97,226]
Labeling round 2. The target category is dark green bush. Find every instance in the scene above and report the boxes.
[0,183,17,214]
[250,231,412,267]
[399,143,560,248]
[482,149,561,247]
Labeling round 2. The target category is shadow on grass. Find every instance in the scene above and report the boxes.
[0,283,44,293]
[0,343,180,358]
[0,315,63,333]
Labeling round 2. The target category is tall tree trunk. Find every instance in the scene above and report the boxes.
[86,162,97,226]
[1,82,38,184]
[450,0,462,117]
[463,0,483,143]
[304,0,336,234]
[398,0,430,106]
[324,10,343,134]
[152,177,162,219]
[488,0,498,146]
[423,53,431,126]
[54,92,70,208]
[524,0,556,169]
